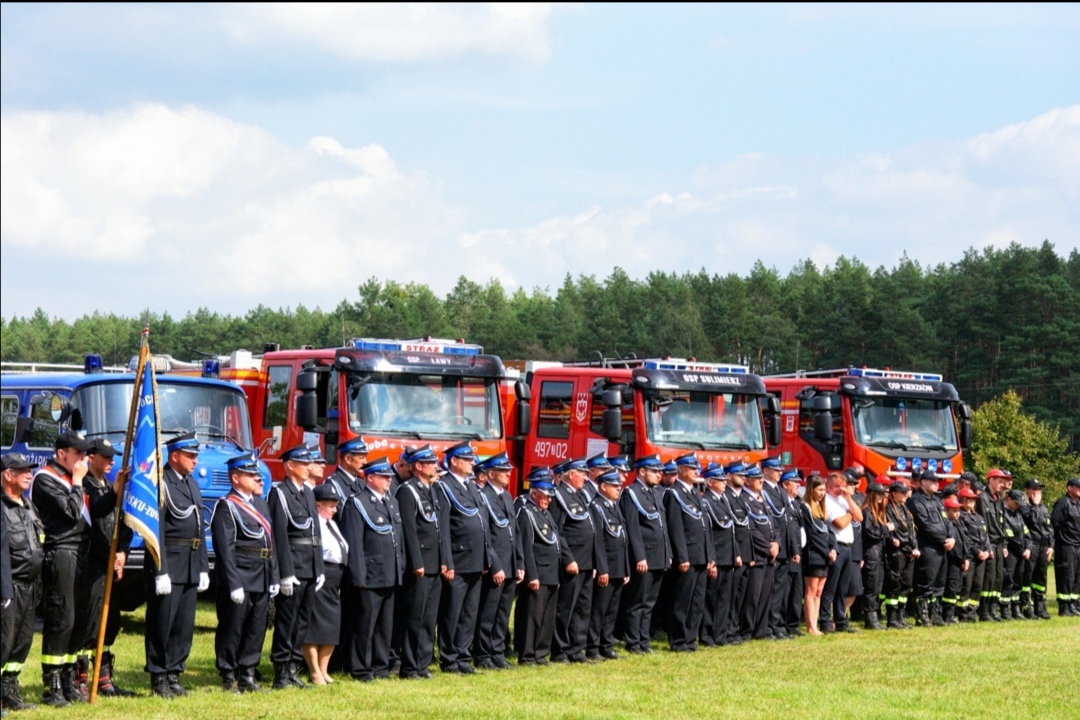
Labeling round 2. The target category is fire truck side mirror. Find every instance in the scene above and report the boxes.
[766,396,780,416]
[600,389,622,408]
[296,370,318,392]
[960,420,973,450]
[601,408,622,443]
[812,410,829,444]
[957,402,972,421]
[295,370,319,430]
[514,380,532,436]
[14,416,35,444]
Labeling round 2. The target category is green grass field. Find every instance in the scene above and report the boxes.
[10,594,1079,719]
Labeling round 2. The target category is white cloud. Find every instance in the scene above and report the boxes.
[1,103,1077,320]
[223,3,556,64]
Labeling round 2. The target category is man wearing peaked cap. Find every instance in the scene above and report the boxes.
[664,452,713,652]
[940,494,970,625]
[777,469,806,637]
[474,452,522,670]
[435,442,497,674]
[142,429,211,698]
[700,462,737,647]
[212,452,277,693]
[269,444,324,689]
[550,454,603,664]
[618,455,671,654]
[305,445,327,489]
[2,453,43,711]
[977,468,1009,621]
[515,479,560,665]
[81,438,136,697]
[906,468,953,627]
[610,455,631,475]
[1000,489,1032,620]
[1051,478,1080,616]
[394,443,450,680]
[587,469,629,660]
[760,458,794,639]
[324,437,368,523]
[722,461,753,642]
[1019,479,1053,619]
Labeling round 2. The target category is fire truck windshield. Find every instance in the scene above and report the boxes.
[643,390,764,451]
[72,381,254,448]
[346,374,502,441]
[851,397,958,452]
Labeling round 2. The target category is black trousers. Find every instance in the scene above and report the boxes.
[351,586,396,680]
[42,544,92,665]
[438,571,481,670]
[400,573,440,676]
[984,543,1005,601]
[215,589,270,675]
[944,560,965,607]
[588,577,625,656]
[270,577,314,665]
[669,564,707,650]
[784,564,803,633]
[883,550,914,605]
[961,557,983,611]
[1025,546,1050,598]
[83,562,124,652]
[621,569,664,651]
[740,563,775,639]
[515,584,558,663]
[702,566,734,644]
[1,580,37,672]
[552,570,592,661]
[475,574,516,665]
[861,555,885,613]
[913,545,945,600]
[1002,549,1023,603]
[769,558,790,633]
[144,578,199,674]
[653,570,677,638]
[1054,544,1079,602]
[820,545,851,627]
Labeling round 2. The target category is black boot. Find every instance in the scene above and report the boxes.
[942,603,958,625]
[166,673,187,697]
[1020,593,1034,619]
[931,600,946,627]
[237,668,263,693]
[222,672,238,693]
[989,599,1003,622]
[864,610,883,630]
[40,667,70,708]
[1,674,38,711]
[977,597,991,622]
[287,662,310,689]
[886,605,903,630]
[150,673,174,699]
[1000,600,1013,620]
[60,664,86,703]
[74,655,91,702]
[915,599,931,627]
[272,663,292,690]
[1034,597,1051,620]
[97,652,136,697]
[1012,601,1025,620]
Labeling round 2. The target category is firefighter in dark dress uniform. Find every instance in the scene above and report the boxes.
[550,457,604,664]
[515,478,560,665]
[323,437,368,522]
[701,463,739,646]
[664,453,713,652]
[434,442,496,674]
[760,457,793,638]
[30,432,94,705]
[395,445,450,679]
[212,452,278,692]
[779,469,805,637]
[740,465,780,640]
[269,445,324,689]
[146,431,210,698]
[1051,477,1080,616]
[81,438,135,698]
[587,469,628,660]
[2,454,44,711]
[342,457,404,682]
[1020,479,1054,620]
[617,455,671,654]
[474,453,524,670]
[723,462,752,642]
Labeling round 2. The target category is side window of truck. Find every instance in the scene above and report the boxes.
[29,396,61,450]
[264,365,292,429]
[1,396,18,448]
[537,381,573,439]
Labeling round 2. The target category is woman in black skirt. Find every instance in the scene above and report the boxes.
[304,482,349,685]
[800,474,837,636]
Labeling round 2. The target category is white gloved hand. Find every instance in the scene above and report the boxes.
[155,574,173,596]
[315,574,325,592]
[198,572,210,592]
[230,588,245,604]
[2,598,10,609]
[280,576,298,597]
[269,584,280,598]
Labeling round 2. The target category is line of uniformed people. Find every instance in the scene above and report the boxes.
[5,438,1080,710]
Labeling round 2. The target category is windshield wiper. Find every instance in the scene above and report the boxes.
[83,429,128,438]
[867,441,909,450]
[918,444,949,453]
[709,442,752,451]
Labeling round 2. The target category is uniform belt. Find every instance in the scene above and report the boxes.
[236,547,274,559]
[837,541,853,547]
[289,536,321,547]
[165,537,202,549]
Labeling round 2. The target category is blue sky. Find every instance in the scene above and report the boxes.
[2,3,1078,320]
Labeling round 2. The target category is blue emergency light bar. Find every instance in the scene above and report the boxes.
[848,368,943,382]
[202,359,221,378]
[349,337,483,355]
[84,354,104,374]
[642,359,749,374]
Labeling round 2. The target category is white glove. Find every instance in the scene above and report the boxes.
[230,588,245,604]
[2,599,10,609]
[269,584,280,598]
[155,574,172,596]
[198,572,211,592]
[315,574,325,592]
[280,576,298,597]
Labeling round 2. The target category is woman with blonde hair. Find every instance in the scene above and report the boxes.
[859,483,892,630]
[800,473,837,635]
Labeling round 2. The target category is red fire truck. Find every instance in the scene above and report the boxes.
[181,338,531,484]
[511,356,781,486]
[763,367,973,483]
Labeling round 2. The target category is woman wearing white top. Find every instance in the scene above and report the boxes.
[303,482,349,685]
